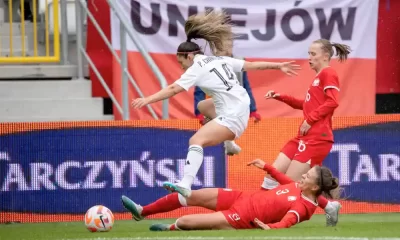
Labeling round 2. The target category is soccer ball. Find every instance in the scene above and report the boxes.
[84,205,114,232]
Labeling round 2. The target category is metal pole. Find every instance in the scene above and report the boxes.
[60,0,69,64]
[107,0,169,119]
[75,0,83,79]
[120,26,129,120]
[78,3,158,119]
[80,46,123,114]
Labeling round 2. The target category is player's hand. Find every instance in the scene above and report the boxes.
[264,90,280,99]
[279,61,301,77]
[254,218,271,230]
[131,98,149,109]
[250,111,261,123]
[299,120,311,136]
[247,159,266,170]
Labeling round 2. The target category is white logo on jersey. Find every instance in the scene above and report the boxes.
[228,213,241,221]
[312,79,320,86]
[276,189,289,195]
[288,196,297,201]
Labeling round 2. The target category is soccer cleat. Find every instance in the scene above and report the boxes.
[325,201,341,227]
[149,223,174,231]
[121,195,144,221]
[163,181,192,198]
[224,141,242,156]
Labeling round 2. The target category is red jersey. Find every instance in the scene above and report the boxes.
[277,67,340,142]
[226,165,317,229]
[252,165,317,228]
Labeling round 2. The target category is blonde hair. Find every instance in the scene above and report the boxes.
[178,10,234,55]
[314,39,352,62]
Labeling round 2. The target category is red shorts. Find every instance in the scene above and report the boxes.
[216,188,243,211]
[281,137,333,167]
[217,189,255,229]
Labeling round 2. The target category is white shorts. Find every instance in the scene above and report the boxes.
[213,107,250,138]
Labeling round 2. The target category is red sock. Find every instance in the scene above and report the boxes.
[169,224,178,231]
[317,195,328,209]
[142,192,182,216]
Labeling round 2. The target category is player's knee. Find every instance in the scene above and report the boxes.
[197,101,206,114]
[176,216,195,230]
[197,99,215,117]
[189,135,206,146]
[186,190,199,206]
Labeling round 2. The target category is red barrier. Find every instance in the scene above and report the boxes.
[376,0,400,93]
[86,0,113,97]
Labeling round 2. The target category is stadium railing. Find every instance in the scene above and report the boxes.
[74,0,166,119]
[0,0,168,119]
[0,0,59,63]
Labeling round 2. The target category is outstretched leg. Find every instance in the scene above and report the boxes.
[122,188,220,220]
[150,212,233,231]
[165,120,236,197]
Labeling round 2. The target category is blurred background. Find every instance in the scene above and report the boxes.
[0,0,399,234]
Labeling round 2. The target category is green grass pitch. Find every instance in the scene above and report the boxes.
[1,213,399,240]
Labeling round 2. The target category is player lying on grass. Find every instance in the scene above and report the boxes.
[121,159,340,231]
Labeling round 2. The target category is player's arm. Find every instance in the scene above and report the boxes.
[256,204,313,230]
[243,61,300,76]
[266,212,299,229]
[265,91,303,110]
[146,67,198,104]
[132,67,198,108]
[243,61,282,71]
[225,57,300,75]
[306,89,339,124]
[247,159,293,184]
[263,164,293,184]
[306,71,340,124]
[275,94,304,110]
[144,83,185,105]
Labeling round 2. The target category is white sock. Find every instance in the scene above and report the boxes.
[224,140,236,148]
[261,177,279,190]
[179,145,203,189]
[178,194,188,207]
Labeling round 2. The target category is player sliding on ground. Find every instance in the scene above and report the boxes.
[260,39,351,227]
[121,159,340,231]
[131,10,300,198]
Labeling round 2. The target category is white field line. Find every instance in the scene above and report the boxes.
[58,237,400,240]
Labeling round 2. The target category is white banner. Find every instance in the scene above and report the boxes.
[111,0,378,59]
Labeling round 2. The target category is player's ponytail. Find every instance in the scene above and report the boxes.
[314,39,352,63]
[316,166,342,199]
[177,10,234,57]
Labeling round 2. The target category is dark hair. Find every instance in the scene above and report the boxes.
[177,10,233,58]
[313,39,352,62]
[315,166,341,199]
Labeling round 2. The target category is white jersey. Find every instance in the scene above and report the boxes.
[175,55,250,116]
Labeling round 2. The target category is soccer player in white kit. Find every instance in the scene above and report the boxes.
[131,10,300,198]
